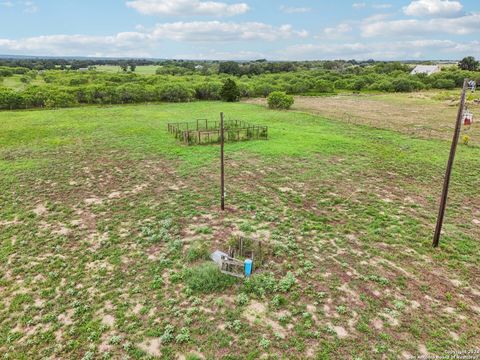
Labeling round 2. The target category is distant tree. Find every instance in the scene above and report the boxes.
[459,56,479,71]
[0,68,13,77]
[218,61,240,76]
[130,64,137,72]
[120,64,128,72]
[220,79,240,102]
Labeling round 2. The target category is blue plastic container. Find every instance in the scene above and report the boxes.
[244,259,253,277]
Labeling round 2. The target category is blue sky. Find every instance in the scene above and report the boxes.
[0,0,479,60]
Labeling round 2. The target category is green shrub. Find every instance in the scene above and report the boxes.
[194,81,222,100]
[184,263,237,293]
[158,84,195,102]
[350,78,369,91]
[185,242,210,263]
[392,78,424,92]
[69,77,89,86]
[267,91,294,110]
[220,79,240,102]
[243,272,276,296]
[313,80,334,93]
[433,79,456,89]
[253,83,278,97]
[334,79,349,90]
[369,80,394,92]
[0,67,13,77]
[0,88,25,109]
[45,92,77,108]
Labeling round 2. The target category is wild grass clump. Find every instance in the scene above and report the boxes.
[185,242,210,263]
[184,263,237,293]
[140,218,175,243]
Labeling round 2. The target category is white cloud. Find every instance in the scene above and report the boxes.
[0,21,307,57]
[174,50,266,60]
[1,0,38,12]
[126,0,249,17]
[22,1,38,13]
[372,3,392,9]
[361,12,480,37]
[280,39,480,60]
[150,21,308,41]
[352,2,366,9]
[0,33,153,57]
[280,5,311,14]
[403,0,463,18]
[322,23,352,38]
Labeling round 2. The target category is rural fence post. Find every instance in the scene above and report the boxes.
[220,112,225,211]
[432,78,469,248]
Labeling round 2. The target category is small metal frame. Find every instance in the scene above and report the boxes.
[168,118,268,145]
[219,254,245,278]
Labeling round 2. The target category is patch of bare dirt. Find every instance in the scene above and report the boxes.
[243,300,287,338]
[138,338,162,357]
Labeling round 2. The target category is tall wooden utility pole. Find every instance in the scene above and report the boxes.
[433,79,469,248]
[220,112,225,211]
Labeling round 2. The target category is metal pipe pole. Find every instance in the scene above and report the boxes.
[433,78,469,248]
[220,112,225,211]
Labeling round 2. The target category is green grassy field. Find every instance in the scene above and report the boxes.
[1,75,46,91]
[95,65,159,75]
[1,102,479,359]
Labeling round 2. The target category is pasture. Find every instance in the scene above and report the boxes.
[1,100,480,359]
[246,90,480,142]
[95,65,160,75]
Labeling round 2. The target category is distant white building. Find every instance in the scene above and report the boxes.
[410,65,441,76]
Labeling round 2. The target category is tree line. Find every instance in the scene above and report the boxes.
[0,58,479,110]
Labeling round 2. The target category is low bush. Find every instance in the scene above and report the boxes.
[314,79,334,93]
[158,84,195,102]
[392,78,424,92]
[433,79,456,90]
[267,91,294,110]
[194,81,222,100]
[369,80,394,92]
[185,242,210,263]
